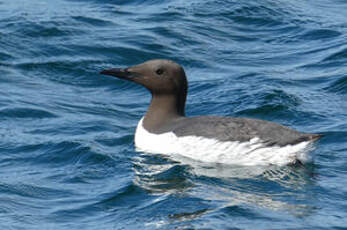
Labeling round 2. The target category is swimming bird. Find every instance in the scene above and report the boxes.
[100,60,321,166]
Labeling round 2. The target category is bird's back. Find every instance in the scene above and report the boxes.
[170,116,321,147]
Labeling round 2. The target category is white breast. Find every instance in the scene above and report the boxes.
[134,117,313,166]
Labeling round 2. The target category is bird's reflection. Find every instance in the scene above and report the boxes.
[133,152,316,217]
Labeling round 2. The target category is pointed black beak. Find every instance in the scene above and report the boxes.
[100,68,135,80]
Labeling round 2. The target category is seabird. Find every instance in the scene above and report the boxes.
[100,59,321,166]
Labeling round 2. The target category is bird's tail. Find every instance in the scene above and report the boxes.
[308,134,323,142]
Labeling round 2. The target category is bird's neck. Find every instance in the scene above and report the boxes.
[143,94,186,133]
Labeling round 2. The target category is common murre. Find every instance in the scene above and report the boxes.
[100,59,321,166]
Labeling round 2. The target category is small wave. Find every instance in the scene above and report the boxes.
[0,107,57,119]
[32,140,119,168]
[318,131,347,144]
[321,47,347,65]
[235,89,300,119]
[13,58,101,86]
[191,1,295,28]
[299,29,341,41]
[32,141,87,166]
[0,51,13,62]
[324,74,347,94]
[94,182,144,210]
[72,16,115,26]
[96,134,133,147]
[237,104,289,117]
[18,22,70,38]
[0,182,74,200]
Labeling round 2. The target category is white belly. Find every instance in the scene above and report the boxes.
[134,118,313,166]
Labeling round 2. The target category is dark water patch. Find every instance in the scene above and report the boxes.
[231,13,282,28]
[72,15,115,27]
[323,74,347,94]
[327,46,347,61]
[135,10,184,24]
[262,26,306,44]
[236,103,324,129]
[76,148,116,166]
[221,205,271,220]
[297,44,347,70]
[0,107,57,119]
[95,182,145,210]
[71,0,158,6]
[109,0,170,6]
[95,134,133,147]
[99,45,160,64]
[139,195,211,223]
[0,67,13,79]
[1,143,46,159]
[21,23,69,38]
[99,5,135,16]
[235,89,301,120]
[48,199,104,224]
[299,29,342,41]
[321,47,347,67]
[318,131,347,145]
[292,73,334,87]
[0,50,13,61]
[263,89,301,106]
[13,59,103,86]
[14,60,74,73]
[0,182,73,200]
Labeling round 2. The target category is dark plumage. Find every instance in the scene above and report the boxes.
[170,116,321,146]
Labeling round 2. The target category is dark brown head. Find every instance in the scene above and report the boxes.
[100,59,188,116]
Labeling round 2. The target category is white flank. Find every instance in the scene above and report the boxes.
[134,118,314,166]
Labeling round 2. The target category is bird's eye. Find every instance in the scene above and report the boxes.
[156,68,164,75]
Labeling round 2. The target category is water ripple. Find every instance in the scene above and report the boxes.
[0,107,57,119]
[1,0,347,229]
[324,74,347,94]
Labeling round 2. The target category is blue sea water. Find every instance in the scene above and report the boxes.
[1,0,347,229]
